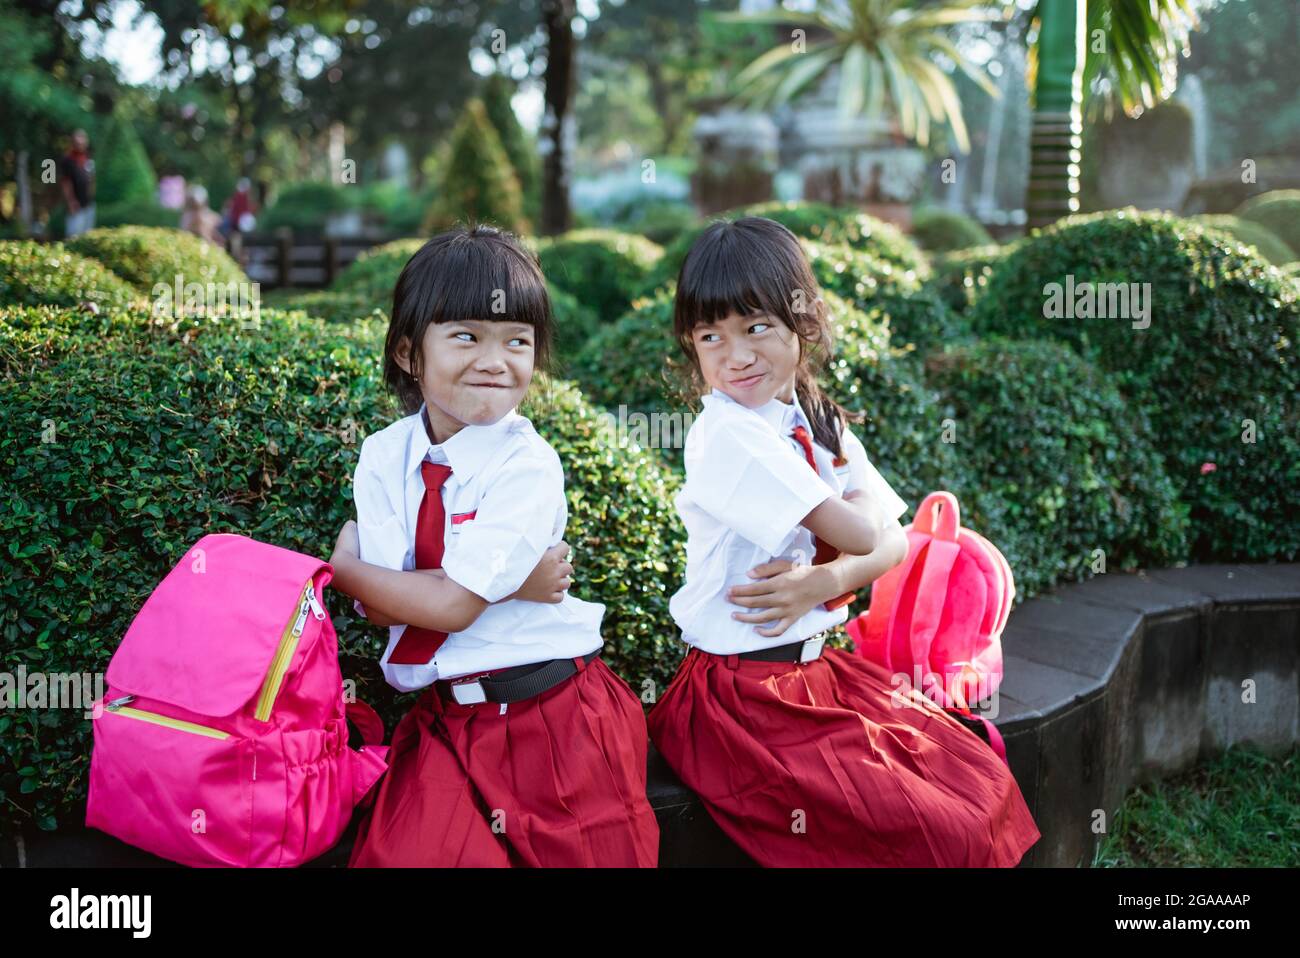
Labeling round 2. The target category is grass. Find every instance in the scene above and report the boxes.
[1093,744,1300,867]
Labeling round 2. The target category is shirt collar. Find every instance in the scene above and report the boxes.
[703,386,809,436]
[404,402,522,483]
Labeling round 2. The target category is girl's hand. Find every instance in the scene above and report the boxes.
[727,559,834,638]
[330,519,360,569]
[506,541,574,604]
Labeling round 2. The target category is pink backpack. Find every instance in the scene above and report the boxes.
[85,533,389,867]
[846,491,1014,763]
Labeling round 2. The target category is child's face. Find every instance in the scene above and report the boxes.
[691,310,800,408]
[398,319,535,439]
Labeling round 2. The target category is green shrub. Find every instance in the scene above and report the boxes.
[738,201,928,275]
[66,226,248,292]
[569,284,680,424]
[607,200,700,246]
[910,207,994,253]
[93,111,158,208]
[0,303,686,831]
[96,199,182,230]
[969,209,1300,561]
[924,338,1191,597]
[332,238,424,303]
[803,240,966,350]
[260,181,354,234]
[1194,215,1295,266]
[546,282,600,364]
[519,378,686,691]
[536,229,664,323]
[425,98,526,233]
[927,244,1013,313]
[641,201,929,293]
[0,241,138,310]
[1235,190,1300,264]
[262,289,386,325]
[353,181,433,237]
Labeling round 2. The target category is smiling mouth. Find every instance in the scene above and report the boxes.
[466,383,511,389]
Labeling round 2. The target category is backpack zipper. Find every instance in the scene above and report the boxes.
[254,579,325,722]
[103,696,231,740]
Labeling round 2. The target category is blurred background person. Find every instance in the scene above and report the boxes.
[60,128,96,237]
[180,184,223,245]
[221,177,257,237]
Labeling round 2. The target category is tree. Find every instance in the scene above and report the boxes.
[94,107,158,208]
[482,72,541,225]
[718,0,999,152]
[540,0,577,235]
[425,98,526,233]
[297,0,485,180]
[0,0,106,231]
[1025,0,1197,226]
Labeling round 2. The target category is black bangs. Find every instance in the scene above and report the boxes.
[673,217,815,340]
[384,224,553,413]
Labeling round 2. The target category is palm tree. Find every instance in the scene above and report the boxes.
[718,0,1001,154]
[1026,0,1197,227]
[721,0,1198,227]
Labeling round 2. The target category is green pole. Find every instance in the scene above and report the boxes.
[1027,0,1085,229]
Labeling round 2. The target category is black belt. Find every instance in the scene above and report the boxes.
[735,631,830,663]
[436,649,602,706]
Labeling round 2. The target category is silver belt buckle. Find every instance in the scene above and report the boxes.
[799,634,826,663]
[451,678,488,705]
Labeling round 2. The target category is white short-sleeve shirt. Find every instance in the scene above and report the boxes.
[350,403,604,691]
[669,388,910,654]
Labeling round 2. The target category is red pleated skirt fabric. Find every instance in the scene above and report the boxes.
[348,656,659,867]
[647,645,1041,867]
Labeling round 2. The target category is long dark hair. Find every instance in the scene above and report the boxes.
[383,223,553,414]
[672,216,862,458]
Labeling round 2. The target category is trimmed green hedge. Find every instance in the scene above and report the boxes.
[738,201,927,274]
[331,239,424,303]
[66,226,248,292]
[0,303,686,831]
[642,201,929,293]
[1235,190,1300,264]
[1194,215,1295,266]
[536,229,664,323]
[567,284,683,445]
[910,207,994,253]
[260,181,354,234]
[0,241,139,310]
[970,210,1300,561]
[262,289,387,325]
[927,244,1013,314]
[803,240,965,350]
[97,200,182,231]
[925,338,1190,597]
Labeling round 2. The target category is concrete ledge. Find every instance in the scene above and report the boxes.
[8,563,1298,868]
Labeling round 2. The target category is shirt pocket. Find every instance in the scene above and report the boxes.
[357,513,411,571]
[448,510,477,536]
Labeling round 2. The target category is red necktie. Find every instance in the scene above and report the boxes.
[387,460,454,665]
[791,425,855,612]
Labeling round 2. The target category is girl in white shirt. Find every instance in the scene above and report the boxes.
[327,225,659,867]
[647,216,1041,867]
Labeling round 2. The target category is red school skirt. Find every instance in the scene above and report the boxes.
[349,656,659,867]
[647,645,1042,867]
